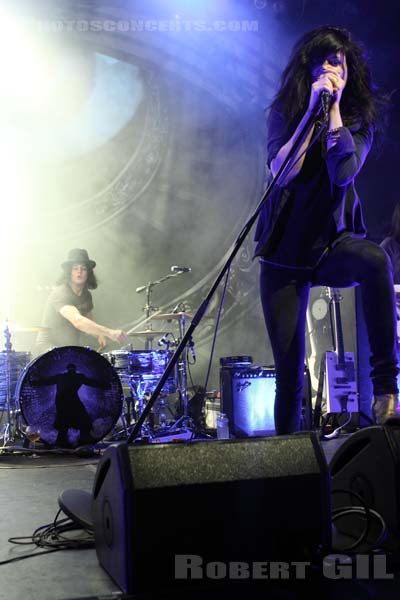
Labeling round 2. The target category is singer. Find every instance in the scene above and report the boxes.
[254,26,399,433]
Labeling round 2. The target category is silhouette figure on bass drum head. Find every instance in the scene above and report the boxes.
[32,363,110,447]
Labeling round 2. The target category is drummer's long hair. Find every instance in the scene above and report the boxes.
[57,266,98,289]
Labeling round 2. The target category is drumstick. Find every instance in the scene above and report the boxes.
[126,309,162,335]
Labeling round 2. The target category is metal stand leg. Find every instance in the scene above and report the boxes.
[0,325,17,446]
[150,393,175,429]
[129,379,155,440]
[167,314,195,433]
[313,353,326,429]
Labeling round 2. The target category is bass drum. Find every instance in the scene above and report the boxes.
[16,346,123,448]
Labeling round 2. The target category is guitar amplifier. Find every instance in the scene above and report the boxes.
[220,366,275,437]
[220,365,312,437]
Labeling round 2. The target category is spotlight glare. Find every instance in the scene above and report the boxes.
[0,8,65,114]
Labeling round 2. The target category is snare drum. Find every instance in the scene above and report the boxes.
[130,349,173,376]
[102,349,171,374]
[17,346,123,448]
[0,351,31,409]
[101,350,132,373]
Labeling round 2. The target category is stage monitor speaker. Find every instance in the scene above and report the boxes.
[220,366,312,437]
[92,435,331,595]
[330,425,400,551]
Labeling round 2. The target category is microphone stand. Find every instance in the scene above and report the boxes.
[134,272,186,350]
[127,100,325,444]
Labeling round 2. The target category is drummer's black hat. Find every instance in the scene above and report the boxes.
[61,248,96,270]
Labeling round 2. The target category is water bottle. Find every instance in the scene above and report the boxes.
[217,412,230,439]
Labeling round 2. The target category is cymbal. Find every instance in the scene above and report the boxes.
[1,322,49,333]
[150,312,213,321]
[149,312,195,321]
[128,330,167,338]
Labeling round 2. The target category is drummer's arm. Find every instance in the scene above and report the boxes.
[59,305,128,344]
[85,312,107,350]
[86,311,107,351]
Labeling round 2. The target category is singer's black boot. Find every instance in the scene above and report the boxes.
[372,394,400,425]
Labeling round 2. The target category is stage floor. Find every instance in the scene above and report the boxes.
[0,433,399,600]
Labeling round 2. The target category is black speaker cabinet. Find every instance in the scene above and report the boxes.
[330,426,400,550]
[93,435,331,594]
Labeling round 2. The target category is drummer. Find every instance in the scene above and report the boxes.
[35,248,128,354]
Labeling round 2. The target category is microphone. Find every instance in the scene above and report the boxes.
[320,90,331,117]
[158,334,170,347]
[171,266,192,273]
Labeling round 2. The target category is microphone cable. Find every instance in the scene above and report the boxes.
[201,265,231,398]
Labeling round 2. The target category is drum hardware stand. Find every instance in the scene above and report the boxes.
[148,392,177,431]
[109,408,130,442]
[133,379,148,423]
[130,274,194,437]
[123,389,135,426]
[134,271,188,350]
[153,315,194,434]
[124,379,157,440]
[157,397,169,428]
[127,97,328,444]
[0,323,22,446]
[143,283,158,351]
[168,312,194,432]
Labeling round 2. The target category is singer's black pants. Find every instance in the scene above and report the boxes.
[259,236,399,435]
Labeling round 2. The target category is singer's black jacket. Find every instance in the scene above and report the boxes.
[254,107,373,269]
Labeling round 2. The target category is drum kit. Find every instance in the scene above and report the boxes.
[104,308,196,438]
[0,307,200,450]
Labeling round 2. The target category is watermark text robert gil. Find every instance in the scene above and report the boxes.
[175,554,394,580]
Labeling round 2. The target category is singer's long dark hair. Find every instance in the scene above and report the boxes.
[268,25,389,134]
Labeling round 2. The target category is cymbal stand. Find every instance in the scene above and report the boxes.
[169,312,193,431]
[132,272,194,437]
[135,272,182,351]
[143,283,157,351]
[0,324,15,445]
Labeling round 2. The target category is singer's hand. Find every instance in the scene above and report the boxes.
[310,52,348,111]
[308,73,335,112]
[323,70,347,106]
